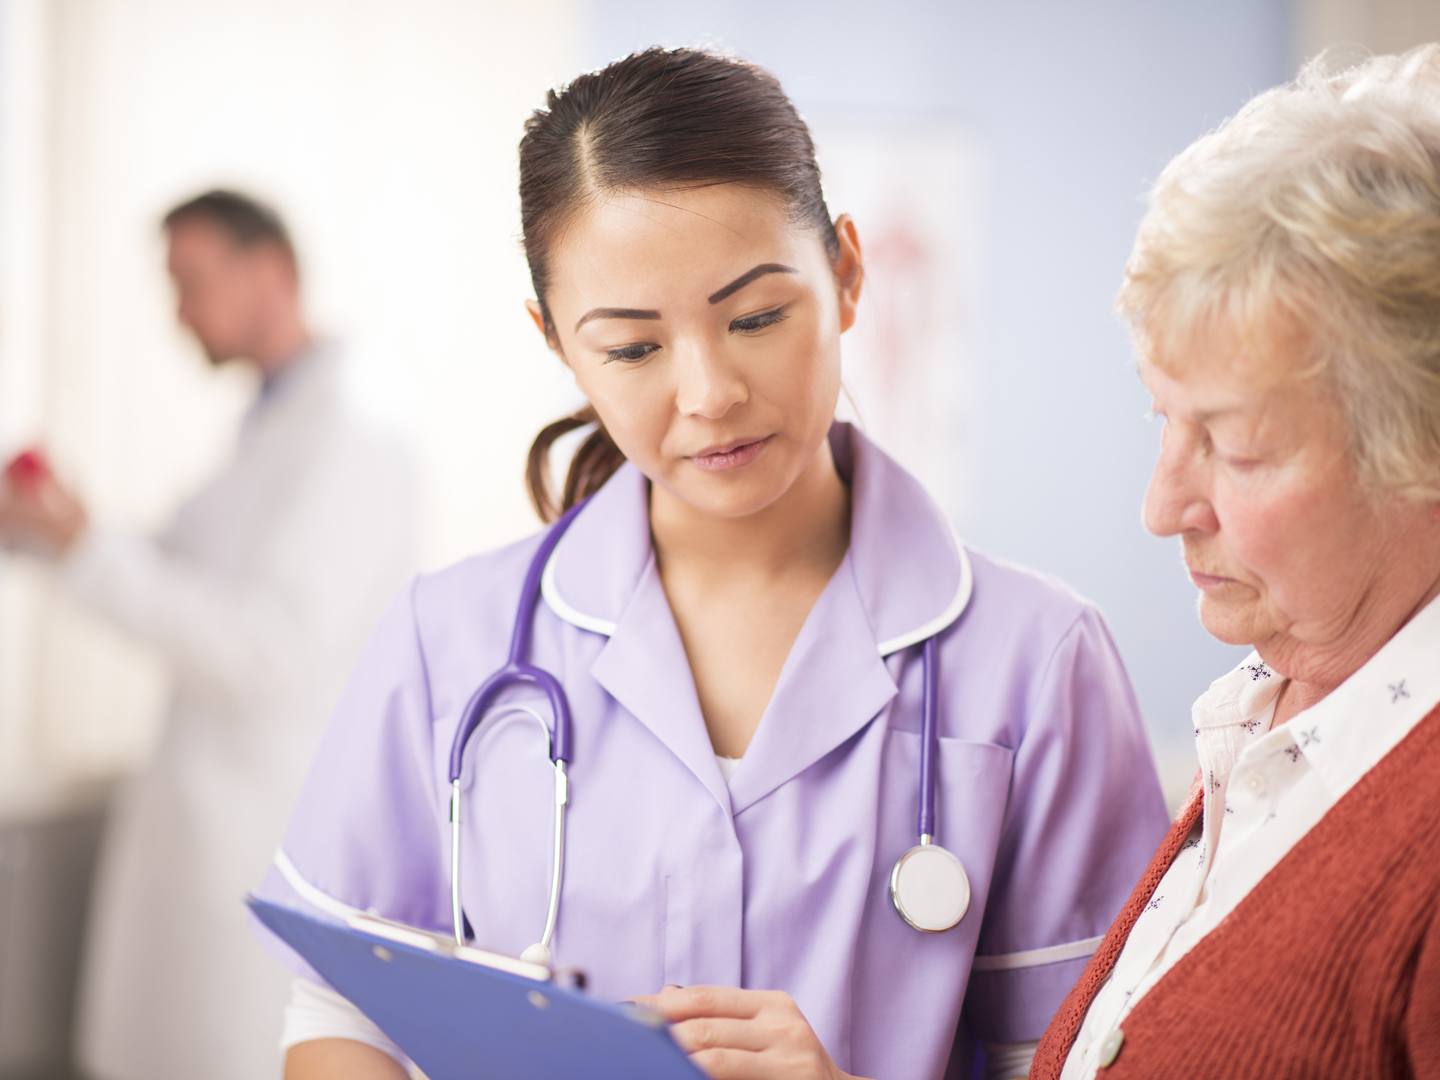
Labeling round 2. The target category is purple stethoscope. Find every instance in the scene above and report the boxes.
[446,502,969,967]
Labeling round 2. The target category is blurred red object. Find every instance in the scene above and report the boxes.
[5,448,51,488]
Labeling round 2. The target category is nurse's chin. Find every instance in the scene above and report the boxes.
[658,474,797,522]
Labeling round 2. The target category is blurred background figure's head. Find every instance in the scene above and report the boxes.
[163,191,308,373]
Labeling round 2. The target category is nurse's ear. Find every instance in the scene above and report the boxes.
[525,299,570,366]
[831,215,864,334]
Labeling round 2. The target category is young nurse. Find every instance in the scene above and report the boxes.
[255,48,1168,1080]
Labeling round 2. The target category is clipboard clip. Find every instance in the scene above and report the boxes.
[347,912,555,983]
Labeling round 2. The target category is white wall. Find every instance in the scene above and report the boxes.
[0,0,581,784]
[1297,0,1440,66]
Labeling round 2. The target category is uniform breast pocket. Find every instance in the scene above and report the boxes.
[882,729,1016,932]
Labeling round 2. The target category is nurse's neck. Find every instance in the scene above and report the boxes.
[649,440,851,759]
[649,441,850,577]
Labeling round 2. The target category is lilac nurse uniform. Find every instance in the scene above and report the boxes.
[253,424,1167,1079]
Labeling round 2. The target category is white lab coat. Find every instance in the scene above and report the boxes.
[68,346,417,1080]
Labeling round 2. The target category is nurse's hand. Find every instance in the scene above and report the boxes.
[285,1038,408,1080]
[634,986,868,1080]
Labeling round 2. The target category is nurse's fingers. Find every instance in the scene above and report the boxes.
[632,988,857,1080]
[685,1046,782,1080]
[686,1043,850,1080]
[668,1016,772,1054]
[634,984,771,1022]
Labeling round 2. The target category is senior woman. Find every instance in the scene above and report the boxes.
[1030,46,1440,1080]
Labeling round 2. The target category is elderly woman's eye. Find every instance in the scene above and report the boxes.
[730,307,788,334]
[604,343,660,364]
[1218,451,1262,469]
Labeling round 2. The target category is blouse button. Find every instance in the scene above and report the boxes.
[1243,772,1267,797]
[1098,1028,1125,1068]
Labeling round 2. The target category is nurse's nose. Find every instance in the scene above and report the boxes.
[673,340,748,420]
[1142,424,1218,538]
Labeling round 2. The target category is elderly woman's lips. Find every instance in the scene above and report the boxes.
[1189,569,1237,589]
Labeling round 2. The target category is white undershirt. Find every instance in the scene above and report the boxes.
[984,1040,1040,1078]
[281,977,412,1071]
[1060,592,1440,1080]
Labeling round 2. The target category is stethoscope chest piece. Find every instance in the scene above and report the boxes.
[889,842,970,933]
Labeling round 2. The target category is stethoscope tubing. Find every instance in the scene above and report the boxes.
[447,500,587,784]
[918,634,939,843]
[449,704,567,948]
[446,500,588,948]
[541,760,568,949]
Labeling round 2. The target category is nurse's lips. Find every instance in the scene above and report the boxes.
[688,436,772,472]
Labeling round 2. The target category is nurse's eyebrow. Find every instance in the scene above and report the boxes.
[708,263,797,305]
[574,307,661,332]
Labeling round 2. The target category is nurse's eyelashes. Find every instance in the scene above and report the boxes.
[730,307,789,334]
[597,306,790,364]
[604,342,661,364]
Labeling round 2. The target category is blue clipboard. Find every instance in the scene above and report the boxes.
[249,896,705,1080]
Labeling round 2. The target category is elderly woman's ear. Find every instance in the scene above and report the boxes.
[1034,44,1440,1080]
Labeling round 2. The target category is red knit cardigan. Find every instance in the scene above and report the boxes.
[1030,703,1440,1080]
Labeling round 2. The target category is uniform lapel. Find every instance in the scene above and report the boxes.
[545,464,733,818]
[588,562,735,819]
[726,552,898,814]
[728,424,968,813]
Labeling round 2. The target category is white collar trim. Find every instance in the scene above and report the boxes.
[876,531,973,656]
[541,523,973,658]
[541,551,618,637]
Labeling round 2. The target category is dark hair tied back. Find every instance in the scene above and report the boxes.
[525,406,627,523]
[519,47,838,521]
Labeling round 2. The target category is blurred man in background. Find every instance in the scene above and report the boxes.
[0,191,417,1080]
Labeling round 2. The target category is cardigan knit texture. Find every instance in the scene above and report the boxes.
[1031,703,1440,1079]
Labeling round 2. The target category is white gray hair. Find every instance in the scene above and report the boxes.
[1119,44,1440,498]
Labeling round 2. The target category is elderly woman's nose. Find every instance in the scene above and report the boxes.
[1143,444,1216,537]
[674,343,748,419]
